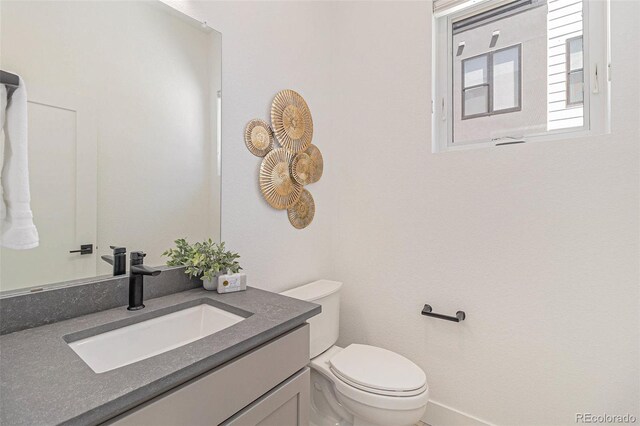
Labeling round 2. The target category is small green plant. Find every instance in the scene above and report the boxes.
[163,238,241,281]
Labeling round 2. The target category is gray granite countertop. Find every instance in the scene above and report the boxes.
[0,287,320,426]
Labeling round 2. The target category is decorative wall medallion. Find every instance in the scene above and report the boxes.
[246,90,321,228]
[290,152,312,185]
[303,144,323,184]
[259,148,302,210]
[290,145,323,185]
[287,189,315,229]
[271,89,313,153]
[244,119,274,157]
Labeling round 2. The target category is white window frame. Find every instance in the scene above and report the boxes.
[432,0,610,153]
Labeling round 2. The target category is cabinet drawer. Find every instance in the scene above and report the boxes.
[223,367,310,426]
[108,324,309,426]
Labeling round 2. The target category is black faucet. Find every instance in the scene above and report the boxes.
[128,251,161,311]
[101,246,127,276]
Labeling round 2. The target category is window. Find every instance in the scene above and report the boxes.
[432,0,610,151]
[462,45,521,119]
[462,54,489,117]
[566,36,583,106]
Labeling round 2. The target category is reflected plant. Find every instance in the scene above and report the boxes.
[163,238,241,281]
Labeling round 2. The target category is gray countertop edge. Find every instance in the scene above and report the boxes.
[67,312,317,426]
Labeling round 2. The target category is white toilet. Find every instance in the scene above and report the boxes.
[281,280,429,426]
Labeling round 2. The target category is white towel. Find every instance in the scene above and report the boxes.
[1,76,39,249]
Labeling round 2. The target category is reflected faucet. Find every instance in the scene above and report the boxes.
[128,251,161,311]
[101,246,127,276]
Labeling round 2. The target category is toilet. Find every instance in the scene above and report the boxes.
[281,280,429,426]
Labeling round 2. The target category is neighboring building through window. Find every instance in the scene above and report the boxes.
[432,0,609,151]
[451,0,548,145]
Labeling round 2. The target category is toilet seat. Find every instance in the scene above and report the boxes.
[329,344,427,397]
[311,345,429,412]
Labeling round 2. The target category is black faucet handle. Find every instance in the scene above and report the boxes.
[110,245,126,255]
[130,251,147,265]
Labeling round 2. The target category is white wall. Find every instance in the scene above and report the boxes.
[169,1,638,425]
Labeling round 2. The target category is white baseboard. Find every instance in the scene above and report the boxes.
[423,400,494,426]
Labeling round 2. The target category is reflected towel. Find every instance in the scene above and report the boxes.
[1,76,39,249]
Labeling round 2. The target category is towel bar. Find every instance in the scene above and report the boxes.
[421,304,466,322]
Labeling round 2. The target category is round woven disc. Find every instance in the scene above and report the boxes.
[304,144,323,184]
[244,119,274,157]
[271,89,313,153]
[290,153,312,185]
[259,148,302,209]
[287,189,315,229]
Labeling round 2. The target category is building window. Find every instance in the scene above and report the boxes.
[462,53,489,118]
[432,0,610,151]
[566,36,584,106]
[462,45,521,119]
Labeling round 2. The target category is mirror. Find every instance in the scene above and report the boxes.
[0,1,221,293]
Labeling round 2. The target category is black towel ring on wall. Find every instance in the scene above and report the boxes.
[1,70,20,99]
[421,304,466,322]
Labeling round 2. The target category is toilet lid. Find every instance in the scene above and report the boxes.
[329,344,427,396]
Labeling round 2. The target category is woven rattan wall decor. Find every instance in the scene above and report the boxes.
[244,89,322,229]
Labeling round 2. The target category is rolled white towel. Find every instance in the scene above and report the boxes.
[1,76,39,249]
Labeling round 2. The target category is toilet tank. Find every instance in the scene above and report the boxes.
[280,280,342,358]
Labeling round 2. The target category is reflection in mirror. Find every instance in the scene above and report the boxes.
[0,1,221,293]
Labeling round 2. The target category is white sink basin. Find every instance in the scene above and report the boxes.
[68,304,245,373]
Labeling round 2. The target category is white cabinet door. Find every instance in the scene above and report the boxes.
[0,89,97,291]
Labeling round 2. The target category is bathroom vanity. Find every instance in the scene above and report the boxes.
[0,287,320,425]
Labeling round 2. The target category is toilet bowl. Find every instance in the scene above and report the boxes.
[281,280,429,426]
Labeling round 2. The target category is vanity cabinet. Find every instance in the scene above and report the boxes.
[223,368,309,425]
[107,324,310,426]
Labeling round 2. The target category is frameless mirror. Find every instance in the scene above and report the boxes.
[0,1,221,293]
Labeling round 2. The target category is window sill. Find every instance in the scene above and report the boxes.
[432,126,610,154]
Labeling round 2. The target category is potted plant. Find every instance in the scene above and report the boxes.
[163,238,242,290]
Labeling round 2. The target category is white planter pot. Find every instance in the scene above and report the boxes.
[201,272,227,291]
[202,277,217,291]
